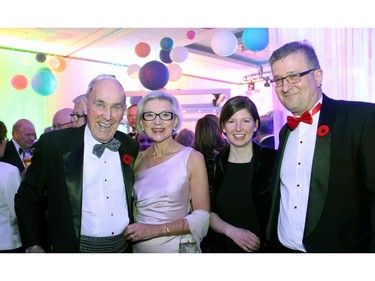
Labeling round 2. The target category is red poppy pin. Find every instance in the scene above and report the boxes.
[122,154,132,165]
[317,125,330,137]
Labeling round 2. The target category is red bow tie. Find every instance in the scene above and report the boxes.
[287,103,322,130]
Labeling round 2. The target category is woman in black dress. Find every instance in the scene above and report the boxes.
[209,96,276,253]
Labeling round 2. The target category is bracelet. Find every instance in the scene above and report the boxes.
[166,225,170,236]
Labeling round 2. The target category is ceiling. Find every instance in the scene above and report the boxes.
[0,28,272,84]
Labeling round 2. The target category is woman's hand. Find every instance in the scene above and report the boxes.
[227,227,260,253]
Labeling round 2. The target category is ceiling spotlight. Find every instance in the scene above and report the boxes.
[248,81,255,91]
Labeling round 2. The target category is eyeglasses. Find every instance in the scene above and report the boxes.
[52,121,73,130]
[70,113,86,122]
[270,68,317,87]
[142,111,174,121]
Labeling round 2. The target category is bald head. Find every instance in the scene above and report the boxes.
[12,119,36,149]
[53,108,73,130]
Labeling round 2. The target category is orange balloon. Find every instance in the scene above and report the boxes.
[135,42,151,58]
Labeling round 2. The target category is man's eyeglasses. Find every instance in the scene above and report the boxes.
[270,68,317,87]
[52,121,73,130]
[142,111,174,121]
[70,113,86,122]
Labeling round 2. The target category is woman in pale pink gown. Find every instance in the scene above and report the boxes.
[124,90,210,253]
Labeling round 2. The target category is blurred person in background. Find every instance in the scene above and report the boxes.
[0,120,23,252]
[71,94,87,128]
[127,104,138,138]
[52,108,73,131]
[175,128,195,147]
[0,119,36,176]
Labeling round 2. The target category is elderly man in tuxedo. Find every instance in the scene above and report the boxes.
[266,41,375,252]
[0,118,36,175]
[15,74,139,253]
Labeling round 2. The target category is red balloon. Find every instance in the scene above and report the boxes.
[11,74,28,90]
[135,42,151,58]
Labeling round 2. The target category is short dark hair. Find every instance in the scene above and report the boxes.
[269,40,321,69]
[0,120,7,143]
[219,95,260,137]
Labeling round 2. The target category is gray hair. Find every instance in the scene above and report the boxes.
[136,90,183,134]
[85,74,126,107]
[72,94,86,105]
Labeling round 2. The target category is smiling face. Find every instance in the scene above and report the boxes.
[222,108,258,148]
[83,79,125,143]
[271,52,323,116]
[141,99,178,143]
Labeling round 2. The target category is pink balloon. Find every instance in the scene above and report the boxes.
[127,64,141,79]
[187,30,195,40]
[167,64,183,82]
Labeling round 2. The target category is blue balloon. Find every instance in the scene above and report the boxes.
[160,37,174,50]
[242,28,269,52]
[139,61,169,90]
[31,68,57,96]
[159,49,172,64]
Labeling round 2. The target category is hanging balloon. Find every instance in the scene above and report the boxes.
[211,30,238,57]
[31,68,58,96]
[167,64,183,82]
[127,64,141,79]
[36,53,46,63]
[170,46,189,63]
[242,28,269,52]
[139,60,169,90]
[49,57,66,72]
[11,74,28,90]
[187,30,195,40]
[135,42,151,58]
[159,49,172,64]
[160,37,174,50]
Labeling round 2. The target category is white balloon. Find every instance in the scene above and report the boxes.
[170,46,189,63]
[211,30,238,57]
[127,64,141,79]
[167,63,183,81]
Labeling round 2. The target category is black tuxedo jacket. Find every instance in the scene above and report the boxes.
[0,140,25,173]
[15,125,139,252]
[266,94,375,252]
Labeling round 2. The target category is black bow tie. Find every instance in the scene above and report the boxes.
[19,147,24,155]
[92,138,121,158]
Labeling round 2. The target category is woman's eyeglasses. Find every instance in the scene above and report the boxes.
[142,111,174,121]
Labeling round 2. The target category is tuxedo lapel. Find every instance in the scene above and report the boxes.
[304,95,334,237]
[63,128,85,239]
[118,142,135,223]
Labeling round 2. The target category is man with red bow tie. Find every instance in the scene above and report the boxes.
[266,41,375,253]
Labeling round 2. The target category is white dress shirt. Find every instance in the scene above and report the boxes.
[278,99,322,252]
[81,126,129,237]
[0,162,22,250]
